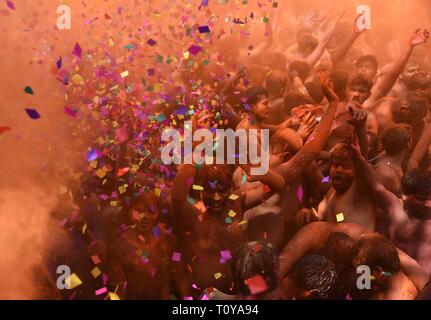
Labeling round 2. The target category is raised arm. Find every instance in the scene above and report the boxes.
[275,75,339,183]
[331,15,366,65]
[407,123,431,171]
[363,29,429,109]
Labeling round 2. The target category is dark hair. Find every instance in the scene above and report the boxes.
[233,241,279,296]
[291,254,337,298]
[266,70,288,92]
[406,72,431,91]
[380,125,411,156]
[351,234,401,274]
[195,164,233,190]
[246,86,268,106]
[289,61,311,82]
[284,92,313,115]
[319,232,355,272]
[304,81,324,104]
[356,55,378,70]
[348,75,373,93]
[330,143,353,165]
[329,70,349,101]
[402,169,431,196]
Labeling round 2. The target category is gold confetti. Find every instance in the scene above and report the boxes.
[91,267,102,278]
[228,210,237,218]
[66,273,82,289]
[336,212,345,222]
[192,184,204,191]
[214,272,222,280]
[229,194,239,200]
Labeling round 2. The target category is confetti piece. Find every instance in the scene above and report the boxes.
[95,169,106,179]
[227,210,236,218]
[108,292,120,300]
[147,39,157,46]
[239,220,248,226]
[242,175,247,184]
[72,43,82,59]
[188,45,202,56]
[220,250,232,261]
[214,272,222,280]
[116,167,129,177]
[192,184,204,191]
[91,255,101,265]
[296,185,304,202]
[229,194,239,200]
[56,57,62,69]
[154,188,161,197]
[183,296,193,300]
[172,252,182,262]
[87,149,99,161]
[82,223,87,234]
[24,86,34,95]
[345,293,352,300]
[198,26,210,33]
[64,107,78,117]
[120,71,129,78]
[66,273,82,289]
[245,274,268,295]
[25,108,40,119]
[71,74,85,85]
[95,287,108,296]
[91,267,102,278]
[147,68,155,76]
[0,126,11,135]
[225,217,233,224]
[336,212,345,222]
[321,176,330,183]
[6,0,14,10]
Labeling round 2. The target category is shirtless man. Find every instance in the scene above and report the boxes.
[374,124,412,196]
[342,143,431,274]
[278,222,429,299]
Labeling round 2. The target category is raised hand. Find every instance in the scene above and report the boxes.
[296,112,318,140]
[320,72,339,103]
[347,106,368,128]
[409,29,430,46]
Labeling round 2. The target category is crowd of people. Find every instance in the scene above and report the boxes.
[40,2,431,300]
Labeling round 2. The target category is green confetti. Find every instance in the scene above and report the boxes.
[24,86,34,95]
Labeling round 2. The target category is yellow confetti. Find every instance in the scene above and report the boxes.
[95,168,106,179]
[154,188,161,197]
[229,194,239,200]
[239,220,248,226]
[82,223,87,234]
[336,212,345,222]
[66,273,82,289]
[228,210,237,218]
[108,292,120,300]
[110,201,118,207]
[90,160,98,169]
[121,71,129,78]
[91,267,102,278]
[192,184,204,191]
[71,74,85,85]
[214,272,222,280]
[370,275,376,280]
[183,51,190,59]
[118,184,128,194]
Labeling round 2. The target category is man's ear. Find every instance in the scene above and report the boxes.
[373,266,384,282]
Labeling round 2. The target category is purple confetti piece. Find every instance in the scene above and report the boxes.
[25,108,40,120]
[147,39,157,46]
[198,26,210,33]
[220,250,232,261]
[6,0,15,10]
[87,149,99,161]
[147,68,155,76]
[72,43,82,59]
[188,45,202,55]
[64,107,77,118]
[321,176,330,183]
[172,252,182,262]
[102,273,108,286]
[117,6,123,14]
[152,226,161,237]
[200,0,209,7]
[296,185,304,202]
[56,56,62,69]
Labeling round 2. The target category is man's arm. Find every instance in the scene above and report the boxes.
[275,75,339,183]
[363,29,429,109]
[407,124,431,171]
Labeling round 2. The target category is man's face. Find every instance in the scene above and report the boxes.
[330,158,355,192]
[252,96,271,121]
[347,84,370,105]
[402,64,421,86]
[130,202,159,232]
[405,192,431,219]
[356,62,377,82]
[392,99,415,124]
[201,180,231,214]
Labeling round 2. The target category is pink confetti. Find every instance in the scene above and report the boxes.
[72,43,82,59]
[6,1,15,10]
[172,252,182,262]
[91,255,101,265]
[95,287,108,296]
[296,185,304,202]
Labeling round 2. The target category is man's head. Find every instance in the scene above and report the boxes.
[402,169,431,219]
[406,72,431,103]
[330,143,356,192]
[401,62,421,88]
[195,164,233,214]
[329,70,350,101]
[265,70,289,98]
[356,55,378,81]
[128,192,160,233]
[297,29,318,56]
[347,76,373,105]
[233,241,279,296]
[391,93,428,125]
[319,232,355,273]
[290,254,338,299]
[246,86,271,121]
[380,124,412,156]
[289,60,311,83]
[351,233,401,289]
